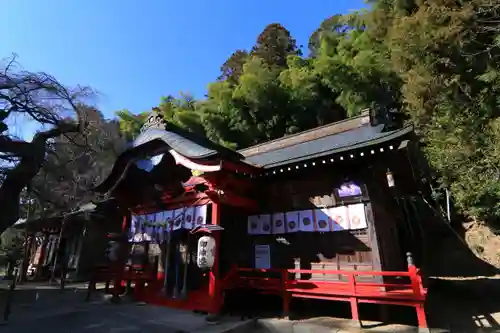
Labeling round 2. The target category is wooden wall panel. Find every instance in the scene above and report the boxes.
[254,167,379,281]
[220,156,411,282]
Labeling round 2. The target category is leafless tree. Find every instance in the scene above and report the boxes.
[28,107,125,217]
[0,54,95,234]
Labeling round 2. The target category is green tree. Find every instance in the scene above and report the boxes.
[308,14,352,57]
[118,23,352,149]
[250,23,302,69]
[279,55,346,129]
[117,94,207,141]
[387,0,500,223]
[116,0,500,227]
[157,93,206,136]
[0,227,24,275]
[309,9,402,117]
[217,50,249,85]
[115,109,147,141]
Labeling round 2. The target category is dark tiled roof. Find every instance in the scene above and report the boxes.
[241,124,413,169]
[94,113,244,194]
[13,198,117,230]
[133,127,243,161]
[239,114,370,157]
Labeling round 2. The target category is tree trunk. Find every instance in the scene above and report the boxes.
[0,152,44,234]
[0,124,80,234]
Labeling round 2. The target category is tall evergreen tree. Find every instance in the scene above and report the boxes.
[217,50,249,85]
[250,23,302,68]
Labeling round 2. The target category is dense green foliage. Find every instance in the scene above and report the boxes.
[117,0,500,225]
[117,23,348,149]
[0,227,24,268]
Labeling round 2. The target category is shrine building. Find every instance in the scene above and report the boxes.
[92,108,429,329]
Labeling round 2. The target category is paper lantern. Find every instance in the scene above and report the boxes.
[386,169,395,188]
[197,235,216,269]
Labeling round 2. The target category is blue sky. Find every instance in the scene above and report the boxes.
[1,0,366,122]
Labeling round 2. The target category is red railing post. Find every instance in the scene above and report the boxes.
[282,269,290,319]
[407,252,427,329]
[348,272,360,324]
[227,266,427,329]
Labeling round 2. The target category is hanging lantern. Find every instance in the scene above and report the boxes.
[197,235,216,269]
[386,169,395,188]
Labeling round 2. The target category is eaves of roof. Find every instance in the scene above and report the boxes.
[243,125,414,169]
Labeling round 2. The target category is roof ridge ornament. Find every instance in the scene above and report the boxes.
[369,107,407,131]
[140,108,166,133]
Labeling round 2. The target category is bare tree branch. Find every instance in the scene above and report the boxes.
[0,54,95,233]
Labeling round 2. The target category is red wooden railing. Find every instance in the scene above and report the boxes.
[221,253,427,329]
[86,261,157,298]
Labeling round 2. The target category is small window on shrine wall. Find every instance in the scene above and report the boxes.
[333,181,369,204]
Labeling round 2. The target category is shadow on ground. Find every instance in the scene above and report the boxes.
[426,277,500,332]
[0,282,105,323]
[422,214,499,279]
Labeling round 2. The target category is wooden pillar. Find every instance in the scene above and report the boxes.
[209,202,222,313]
[50,219,66,284]
[18,232,32,284]
[35,234,49,279]
[112,213,130,298]
[73,223,87,280]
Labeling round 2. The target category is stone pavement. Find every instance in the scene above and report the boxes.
[0,302,257,333]
[257,318,431,333]
[0,282,108,323]
[256,317,500,333]
[0,299,435,333]
[0,309,455,333]
[3,281,499,333]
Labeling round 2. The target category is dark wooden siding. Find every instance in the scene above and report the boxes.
[219,163,386,281]
[219,146,423,283]
[262,165,379,280]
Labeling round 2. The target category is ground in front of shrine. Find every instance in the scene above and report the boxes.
[1,301,257,333]
[0,303,423,333]
[3,279,500,333]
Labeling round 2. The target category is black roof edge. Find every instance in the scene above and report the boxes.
[13,198,118,229]
[138,110,243,161]
[238,111,370,155]
[261,125,414,169]
[161,123,244,161]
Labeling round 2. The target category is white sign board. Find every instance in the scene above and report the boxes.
[254,244,271,269]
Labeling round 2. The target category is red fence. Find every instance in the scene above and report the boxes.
[221,258,427,329]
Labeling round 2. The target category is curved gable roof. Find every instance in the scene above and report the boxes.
[134,111,243,161]
[94,111,245,194]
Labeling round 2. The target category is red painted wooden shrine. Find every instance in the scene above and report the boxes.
[94,108,429,329]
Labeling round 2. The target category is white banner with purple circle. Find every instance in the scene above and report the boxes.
[246,204,368,235]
